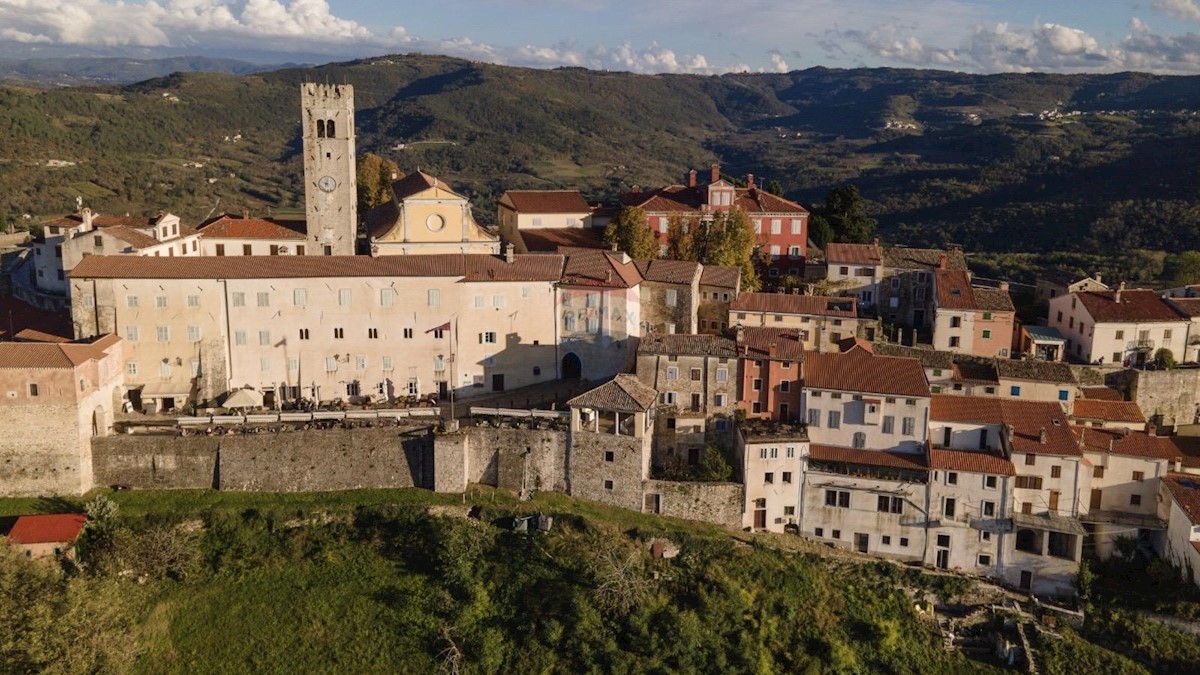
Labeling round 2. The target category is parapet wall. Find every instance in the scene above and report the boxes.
[644,480,744,528]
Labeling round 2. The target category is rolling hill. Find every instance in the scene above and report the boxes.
[1,54,1198,256]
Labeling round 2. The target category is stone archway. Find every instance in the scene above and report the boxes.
[561,352,582,380]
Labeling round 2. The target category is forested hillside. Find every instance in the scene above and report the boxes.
[1,54,1197,256]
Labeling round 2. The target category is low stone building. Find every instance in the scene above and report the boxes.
[0,335,123,496]
[698,266,740,334]
[566,374,659,512]
[635,333,739,472]
[635,259,702,335]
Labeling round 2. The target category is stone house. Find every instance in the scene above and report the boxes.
[195,213,309,257]
[1071,398,1146,431]
[636,333,739,473]
[932,269,1016,358]
[801,340,931,453]
[697,265,740,334]
[927,448,1014,577]
[740,421,809,532]
[566,374,659,512]
[729,291,876,352]
[994,359,1077,410]
[878,246,968,335]
[736,326,805,422]
[800,444,929,562]
[496,190,594,253]
[557,249,643,381]
[0,335,123,496]
[635,259,702,335]
[6,513,88,562]
[1048,285,1190,365]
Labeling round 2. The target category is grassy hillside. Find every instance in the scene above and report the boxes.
[1,54,1198,255]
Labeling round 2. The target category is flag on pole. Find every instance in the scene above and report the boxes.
[426,322,451,334]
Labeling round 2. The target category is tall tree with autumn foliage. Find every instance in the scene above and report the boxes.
[604,206,659,260]
[356,152,403,217]
[665,207,761,291]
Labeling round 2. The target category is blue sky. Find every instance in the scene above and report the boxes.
[1,0,1198,74]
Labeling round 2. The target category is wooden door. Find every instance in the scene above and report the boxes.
[1049,490,1061,512]
[854,533,869,553]
[1089,489,1102,511]
[753,509,767,529]
[1019,570,1033,591]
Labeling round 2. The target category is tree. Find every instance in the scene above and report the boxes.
[604,206,658,260]
[696,447,733,482]
[767,180,785,197]
[818,185,877,244]
[666,208,761,291]
[1167,251,1200,287]
[1153,348,1177,370]
[808,213,834,248]
[356,152,402,216]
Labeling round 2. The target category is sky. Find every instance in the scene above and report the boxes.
[0,0,1199,75]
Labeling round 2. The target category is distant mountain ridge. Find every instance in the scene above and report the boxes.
[0,53,1197,256]
[0,56,292,86]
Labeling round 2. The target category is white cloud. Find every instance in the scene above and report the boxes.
[842,17,1200,74]
[1153,0,1200,22]
[768,52,790,73]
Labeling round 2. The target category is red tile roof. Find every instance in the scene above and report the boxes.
[639,333,738,358]
[700,265,740,289]
[882,246,967,271]
[809,444,928,469]
[1072,399,1146,424]
[392,170,461,201]
[1073,427,1179,460]
[1079,386,1124,401]
[802,345,929,398]
[70,254,565,283]
[519,227,606,253]
[935,270,1015,312]
[561,250,642,288]
[634,259,702,285]
[931,395,1004,424]
[197,214,306,240]
[0,338,115,370]
[1076,289,1185,323]
[42,213,160,229]
[7,514,87,545]
[1162,473,1200,526]
[929,448,1015,475]
[622,184,808,216]
[1166,297,1200,318]
[501,190,591,214]
[825,242,881,266]
[731,292,856,318]
[738,327,806,361]
[568,374,658,412]
[1001,399,1079,456]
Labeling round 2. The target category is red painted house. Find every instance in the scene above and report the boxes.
[736,325,805,423]
[620,164,809,278]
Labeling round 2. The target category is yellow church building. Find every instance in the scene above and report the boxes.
[365,171,500,256]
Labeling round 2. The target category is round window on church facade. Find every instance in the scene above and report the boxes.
[426,213,446,232]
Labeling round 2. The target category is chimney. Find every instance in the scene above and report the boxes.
[873,237,881,250]
[1005,423,1015,440]
[504,242,514,264]
[1039,427,1047,444]
[746,174,755,190]
[1109,438,1115,452]
[1122,426,1131,437]
[631,185,641,194]
[938,252,948,270]
[1093,272,1102,283]
[1116,281,1125,303]
[80,207,94,229]
[769,342,778,357]
[1148,423,1158,436]
[711,163,720,184]
[999,281,1010,292]
[735,324,745,345]
[688,169,697,188]
[242,209,249,220]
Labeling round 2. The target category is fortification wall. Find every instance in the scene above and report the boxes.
[1122,368,1200,427]
[92,435,218,489]
[2,402,92,496]
[644,480,743,528]
[465,427,568,493]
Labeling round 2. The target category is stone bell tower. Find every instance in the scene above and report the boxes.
[301,83,357,255]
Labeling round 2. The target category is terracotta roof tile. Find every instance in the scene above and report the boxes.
[699,265,740,289]
[1001,399,1079,456]
[391,171,461,201]
[634,259,702,284]
[197,214,306,240]
[935,270,976,310]
[561,250,641,288]
[1166,297,1200,318]
[931,395,1004,424]
[638,334,738,358]
[731,292,856,318]
[1072,399,1145,424]
[0,339,114,369]
[0,297,72,343]
[502,190,591,214]
[1073,427,1178,460]
[7,514,87,544]
[519,227,606,253]
[974,288,1016,312]
[622,185,808,215]
[738,327,806,361]
[825,242,881,266]
[1080,386,1123,401]
[929,448,1015,475]
[1076,289,1185,323]
[803,345,929,398]
[809,444,928,469]
[567,374,658,412]
[1162,473,1200,526]
[953,358,999,384]
[70,254,564,282]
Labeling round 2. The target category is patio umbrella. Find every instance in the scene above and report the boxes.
[224,387,264,410]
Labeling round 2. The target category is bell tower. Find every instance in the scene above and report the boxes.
[301,83,357,255]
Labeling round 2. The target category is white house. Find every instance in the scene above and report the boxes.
[1049,285,1189,365]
